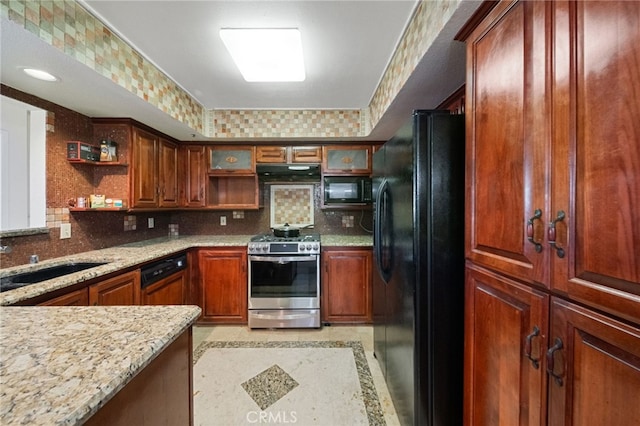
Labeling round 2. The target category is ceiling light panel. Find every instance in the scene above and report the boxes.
[220,28,305,82]
[22,68,59,82]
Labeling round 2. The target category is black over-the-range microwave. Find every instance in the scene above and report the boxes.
[323,176,373,205]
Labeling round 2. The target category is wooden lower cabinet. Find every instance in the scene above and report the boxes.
[464,264,549,426]
[85,329,193,425]
[547,298,640,426]
[142,270,187,305]
[89,270,141,306]
[38,287,89,306]
[321,247,372,323]
[464,263,640,426]
[197,248,247,323]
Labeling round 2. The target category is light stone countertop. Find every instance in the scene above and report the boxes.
[0,234,372,306]
[0,305,201,425]
[321,234,373,247]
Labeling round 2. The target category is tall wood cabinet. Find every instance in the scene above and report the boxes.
[462,1,640,425]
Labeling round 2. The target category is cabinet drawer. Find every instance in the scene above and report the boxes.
[256,146,287,163]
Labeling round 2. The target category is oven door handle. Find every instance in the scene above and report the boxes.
[249,255,318,263]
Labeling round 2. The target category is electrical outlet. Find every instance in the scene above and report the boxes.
[60,223,71,239]
[220,216,227,226]
[148,217,155,228]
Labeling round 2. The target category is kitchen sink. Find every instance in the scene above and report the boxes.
[0,262,109,293]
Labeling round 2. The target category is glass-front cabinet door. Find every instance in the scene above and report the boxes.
[322,145,371,174]
[208,146,255,173]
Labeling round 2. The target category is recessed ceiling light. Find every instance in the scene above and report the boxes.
[220,28,305,82]
[23,68,59,82]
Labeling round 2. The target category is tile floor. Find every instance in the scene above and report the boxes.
[193,325,400,426]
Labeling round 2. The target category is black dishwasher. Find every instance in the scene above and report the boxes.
[141,253,187,289]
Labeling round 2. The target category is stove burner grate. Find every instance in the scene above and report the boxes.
[250,233,320,243]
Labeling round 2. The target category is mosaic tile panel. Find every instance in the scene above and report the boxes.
[270,185,314,227]
[368,0,462,128]
[241,364,299,410]
[45,207,69,229]
[1,0,204,133]
[1,0,461,139]
[208,109,364,139]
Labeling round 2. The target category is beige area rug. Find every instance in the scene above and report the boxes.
[193,341,385,426]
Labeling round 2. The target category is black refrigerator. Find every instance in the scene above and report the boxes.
[372,110,465,426]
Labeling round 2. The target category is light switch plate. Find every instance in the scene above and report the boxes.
[148,217,154,228]
[220,216,227,226]
[60,223,71,239]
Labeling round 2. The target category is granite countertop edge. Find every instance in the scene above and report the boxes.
[0,305,201,425]
[1,234,372,306]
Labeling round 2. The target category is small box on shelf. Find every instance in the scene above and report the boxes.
[67,141,100,162]
[99,140,118,162]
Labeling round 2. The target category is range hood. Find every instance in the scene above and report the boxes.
[256,163,321,182]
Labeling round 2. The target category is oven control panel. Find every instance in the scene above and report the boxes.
[248,242,320,254]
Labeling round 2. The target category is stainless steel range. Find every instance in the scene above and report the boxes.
[248,233,321,328]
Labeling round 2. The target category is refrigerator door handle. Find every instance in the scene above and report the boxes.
[374,178,393,282]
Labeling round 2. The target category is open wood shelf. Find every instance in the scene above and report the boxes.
[69,207,128,212]
[67,159,128,166]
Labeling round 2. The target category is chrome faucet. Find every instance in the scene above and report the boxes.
[0,245,11,254]
[29,254,39,264]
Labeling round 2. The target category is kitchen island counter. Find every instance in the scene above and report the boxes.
[0,304,201,425]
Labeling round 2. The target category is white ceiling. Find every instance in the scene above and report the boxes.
[0,1,481,141]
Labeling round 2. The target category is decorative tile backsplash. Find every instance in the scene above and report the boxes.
[0,0,460,139]
[207,109,364,139]
[1,0,204,133]
[46,207,69,229]
[270,185,314,227]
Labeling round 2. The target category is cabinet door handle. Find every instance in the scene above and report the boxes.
[548,210,566,258]
[527,209,543,252]
[546,337,564,386]
[524,325,541,369]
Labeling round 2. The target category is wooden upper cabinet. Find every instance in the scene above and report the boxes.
[322,145,371,174]
[549,0,640,324]
[131,128,159,208]
[158,138,179,207]
[180,145,206,207]
[465,0,548,285]
[467,0,640,322]
[208,146,255,173]
[256,146,287,163]
[291,146,322,163]
[256,146,322,163]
